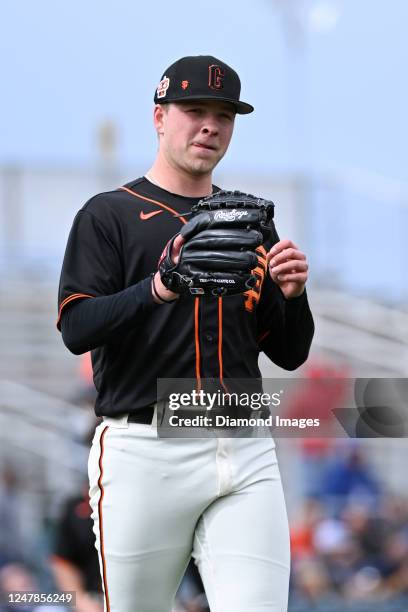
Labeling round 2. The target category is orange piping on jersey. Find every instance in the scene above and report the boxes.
[217,297,229,393]
[56,293,93,329]
[59,292,93,311]
[98,426,111,612]
[194,298,201,392]
[120,186,188,224]
[218,297,223,383]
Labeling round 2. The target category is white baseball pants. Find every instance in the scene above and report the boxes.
[88,413,290,612]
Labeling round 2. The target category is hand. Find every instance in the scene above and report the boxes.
[75,593,103,612]
[152,234,185,304]
[267,239,309,299]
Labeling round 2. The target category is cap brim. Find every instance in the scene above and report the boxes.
[158,95,254,115]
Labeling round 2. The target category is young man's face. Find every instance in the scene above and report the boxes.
[155,100,236,177]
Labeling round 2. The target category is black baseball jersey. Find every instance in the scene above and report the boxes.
[57,177,314,417]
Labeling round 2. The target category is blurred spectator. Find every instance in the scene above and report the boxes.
[175,559,209,611]
[290,558,340,606]
[342,564,384,601]
[290,498,325,560]
[0,563,67,612]
[49,484,102,612]
[380,494,408,532]
[385,558,408,599]
[341,501,387,565]
[313,517,362,591]
[289,492,408,607]
[318,445,381,511]
[0,562,37,612]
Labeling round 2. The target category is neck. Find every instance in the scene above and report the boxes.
[146,158,213,198]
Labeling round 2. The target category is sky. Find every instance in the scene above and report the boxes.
[1,0,408,182]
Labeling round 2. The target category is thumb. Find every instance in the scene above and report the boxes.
[172,234,185,264]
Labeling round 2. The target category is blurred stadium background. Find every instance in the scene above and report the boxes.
[1,1,407,611]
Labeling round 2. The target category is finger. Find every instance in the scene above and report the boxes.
[269,260,308,276]
[276,272,308,283]
[270,259,308,273]
[172,234,185,264]
[269,248,306,267]
[267,240,299,261]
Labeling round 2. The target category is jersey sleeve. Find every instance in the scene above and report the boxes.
[57,209,123,330]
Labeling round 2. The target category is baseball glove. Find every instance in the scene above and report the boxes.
[158,190,274,297]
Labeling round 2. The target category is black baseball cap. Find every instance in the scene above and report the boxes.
[153,55,254,115]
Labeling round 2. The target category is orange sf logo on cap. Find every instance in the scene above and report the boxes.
[181,80,189,90]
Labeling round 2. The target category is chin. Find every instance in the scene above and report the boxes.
[188,158,221,176]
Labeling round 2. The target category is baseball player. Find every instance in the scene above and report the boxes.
[57,56,314,612]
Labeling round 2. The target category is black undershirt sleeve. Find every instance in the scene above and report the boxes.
[60,276,160,355]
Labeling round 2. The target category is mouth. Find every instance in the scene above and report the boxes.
[192,142,217,151]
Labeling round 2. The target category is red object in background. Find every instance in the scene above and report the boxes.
[291,526,315,558]
[79,352,93,385]
[285,359,351,454]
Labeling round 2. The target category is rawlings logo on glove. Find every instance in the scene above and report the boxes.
[213,209,249,222]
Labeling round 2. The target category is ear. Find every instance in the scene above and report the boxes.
[153,104,166,136]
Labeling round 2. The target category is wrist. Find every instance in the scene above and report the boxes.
[280,286,306,301]
[151,272,179,304]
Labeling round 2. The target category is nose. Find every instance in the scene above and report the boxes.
[201,116,219,136]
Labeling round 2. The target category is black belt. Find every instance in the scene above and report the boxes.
[127,405,155,424]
